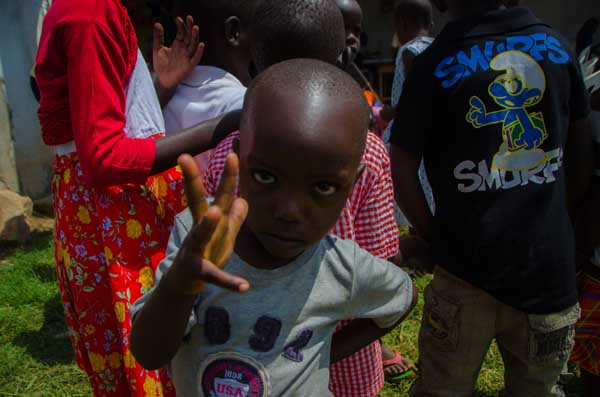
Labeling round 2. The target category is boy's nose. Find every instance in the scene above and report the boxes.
[273,198,303,223]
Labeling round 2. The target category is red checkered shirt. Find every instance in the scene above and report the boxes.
[204,131,400,397]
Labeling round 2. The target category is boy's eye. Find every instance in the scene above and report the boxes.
[252,170,277,185]
[313,182,338,196]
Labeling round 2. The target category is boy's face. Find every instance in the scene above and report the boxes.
[336,0,363,59]
[239,88,365,260]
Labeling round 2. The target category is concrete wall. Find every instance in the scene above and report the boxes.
[0,0,52,200]
[359,0,600,59]
[0,60,20,192]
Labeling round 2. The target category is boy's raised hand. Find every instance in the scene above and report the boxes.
[153,16,205,106]
[167,153,249,296]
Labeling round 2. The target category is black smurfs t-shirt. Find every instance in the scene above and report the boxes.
[390,7,590,314]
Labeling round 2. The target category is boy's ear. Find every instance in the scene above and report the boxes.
[432,0,448,12]
[225,16,242,46]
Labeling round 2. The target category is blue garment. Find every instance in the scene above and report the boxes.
[384,36,435,224]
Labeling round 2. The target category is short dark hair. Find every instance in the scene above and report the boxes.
[173,0,255,26]
[250,0,346,70]
[395,0,433,29]
[243,59,370,157]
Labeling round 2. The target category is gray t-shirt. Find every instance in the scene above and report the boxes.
[132,209,413,397]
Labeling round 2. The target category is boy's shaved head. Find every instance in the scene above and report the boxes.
[395,0,433,29]
[242,59,369,160]
[238,59,370,259]
[250,0,346,72]
[173,0,255,23]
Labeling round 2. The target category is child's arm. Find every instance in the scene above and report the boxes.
[331,247,418,363]
[574,140,600,270]
[131,154,249,370]
[566,112,595,212]
[396,235,434,274]
[565,55,595,212]
[330,287,417,363]
[152,110,241,175]
[390,144,434,241]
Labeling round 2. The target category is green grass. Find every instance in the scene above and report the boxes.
[0,236,92,397]
[0,235,583,396]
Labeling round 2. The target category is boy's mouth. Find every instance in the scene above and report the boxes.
[262,232,305,244]
[258,232,309,259]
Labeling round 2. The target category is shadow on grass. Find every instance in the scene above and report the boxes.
[30,262,58,283]
[0,234,52,260]
[13,294,75,365]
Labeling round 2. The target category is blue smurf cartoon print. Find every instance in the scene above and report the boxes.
[467,51,548,172]
[432,33,571,193]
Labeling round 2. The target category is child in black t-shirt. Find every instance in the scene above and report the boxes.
[389,1,595,396]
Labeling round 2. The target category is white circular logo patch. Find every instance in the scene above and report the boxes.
[198,352,270,397]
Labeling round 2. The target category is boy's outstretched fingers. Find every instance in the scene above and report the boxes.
[206,153,248,268]
[187,207,249,293]
[152,22,166,54]
[200,258,250,293]
[179,154,208,224]
[174,16,186,42]
[214,153,240,212]
[177,153,249,292]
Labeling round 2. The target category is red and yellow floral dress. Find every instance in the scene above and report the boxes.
[36,0,185,395]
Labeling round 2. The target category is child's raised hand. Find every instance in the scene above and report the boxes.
[153,16,205,95]
[167,153,249,296]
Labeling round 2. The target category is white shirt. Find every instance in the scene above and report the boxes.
[124,50,165,139]
[55,49,164,155]
[164,65,246,132]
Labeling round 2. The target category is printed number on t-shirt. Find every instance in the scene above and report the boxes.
[204,307,313,361]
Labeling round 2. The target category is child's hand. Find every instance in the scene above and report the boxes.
[396,236,434,275]
[467,97,487,127]
[153,16,205,100]
[166,153,249,296]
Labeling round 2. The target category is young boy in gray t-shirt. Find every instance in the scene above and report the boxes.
[130,59,417,397]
